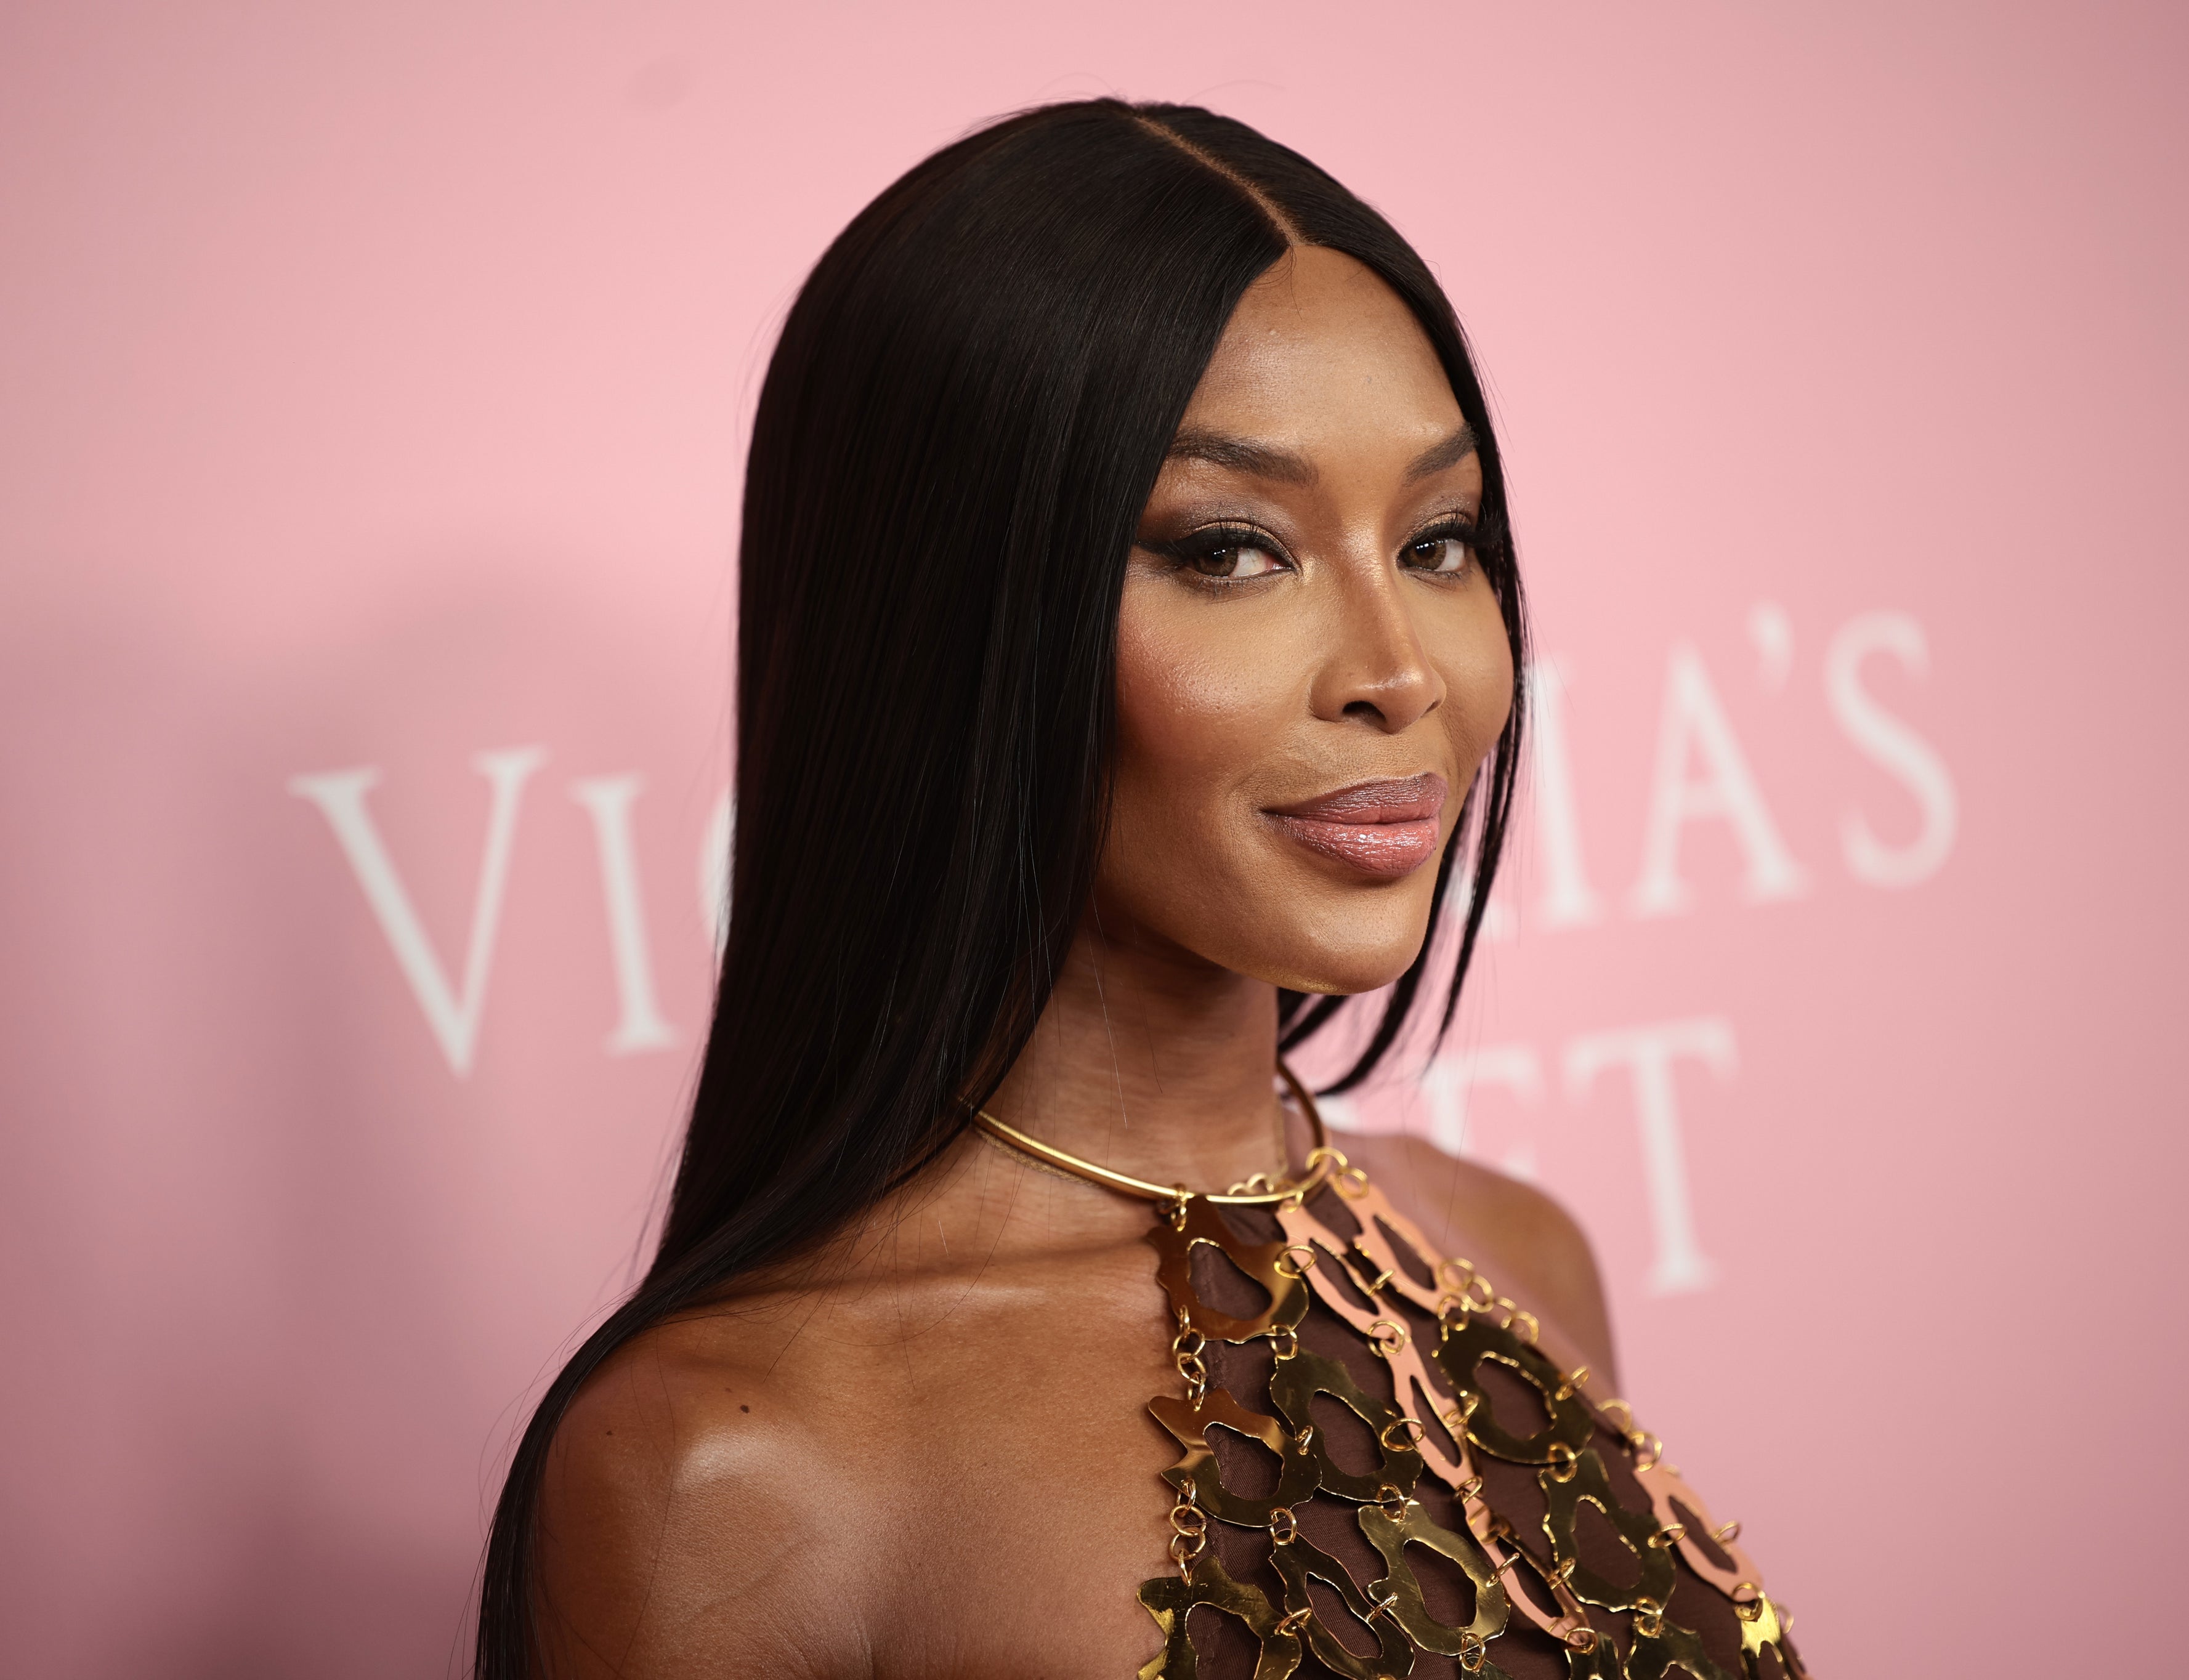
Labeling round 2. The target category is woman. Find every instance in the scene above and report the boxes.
[479,99,1807,1680]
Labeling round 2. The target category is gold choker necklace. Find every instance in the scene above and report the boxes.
[972,1062,1337,1208]
[970,1066,1809,1680]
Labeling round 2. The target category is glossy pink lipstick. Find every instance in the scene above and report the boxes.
[1268,773,1449,878]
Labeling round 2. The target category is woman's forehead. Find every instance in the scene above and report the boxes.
[1180,247,1463,457]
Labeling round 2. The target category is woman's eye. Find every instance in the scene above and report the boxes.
[1189,543,1285,581]
[1404,535,1472,575]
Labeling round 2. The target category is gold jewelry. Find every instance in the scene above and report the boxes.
[971,1061,1337,1208]
[987,1063,1810,1678]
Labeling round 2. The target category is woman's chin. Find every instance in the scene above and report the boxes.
[1245,933,1434,998]
[1266,901,1438,996]
[1273,966,1417,998]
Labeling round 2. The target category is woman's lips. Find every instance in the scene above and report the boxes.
[1268,773,1449,879]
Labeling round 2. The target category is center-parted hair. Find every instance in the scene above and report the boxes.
[477,97,1526,1675]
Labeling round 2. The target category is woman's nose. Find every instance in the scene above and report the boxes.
[1306,563,1445,733]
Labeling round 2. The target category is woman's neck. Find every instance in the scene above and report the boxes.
[984,909,1297,1196]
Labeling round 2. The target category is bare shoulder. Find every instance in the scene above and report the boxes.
[533,1299,869,1680]
[1346,1130,1619,1387]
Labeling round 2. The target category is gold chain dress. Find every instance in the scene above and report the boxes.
[978,1086,1810,1680]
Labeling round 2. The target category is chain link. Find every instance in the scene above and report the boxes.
[1169,1308,1208,1404]
[1167,1483,1208,1577]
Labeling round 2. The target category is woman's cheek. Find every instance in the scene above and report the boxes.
[1435,602,1514,765]
[1115,610,1291,788]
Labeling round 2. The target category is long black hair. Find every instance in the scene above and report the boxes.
[476,97,1526,1676]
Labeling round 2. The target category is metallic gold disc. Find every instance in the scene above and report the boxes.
[1356,1496,1511,1652]
[1625,1615,1739,1680]
[1266,1530,1416,1680]
[1432,1314,1593,1466]
[1149,1386,1321,1526]
[1537,1446,1677,1613]
[1149,1197,1313,1344]
[1266,1346,1424,1504]
[1630,1457,1767,1605]
[1561,1628,1624,1679]
[1136,1554,1303,1680]
[1734,1592,1807,1680]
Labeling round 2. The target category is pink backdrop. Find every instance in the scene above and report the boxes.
[4,4,2183,1674]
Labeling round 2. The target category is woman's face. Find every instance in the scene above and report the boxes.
[1099,246,1514,996]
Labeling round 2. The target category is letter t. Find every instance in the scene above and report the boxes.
[1561,1018,1738,1295]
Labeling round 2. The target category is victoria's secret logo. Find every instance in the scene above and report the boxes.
[291,608,1954,1297]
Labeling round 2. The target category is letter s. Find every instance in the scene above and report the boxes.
[1824,613,1957,887]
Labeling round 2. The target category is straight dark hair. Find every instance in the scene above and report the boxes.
[475,97,1526,1676]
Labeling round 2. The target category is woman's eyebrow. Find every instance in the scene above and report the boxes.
[1163,422,1478,487]
[1404,423,1478,482]
[1164,427,1317,485]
